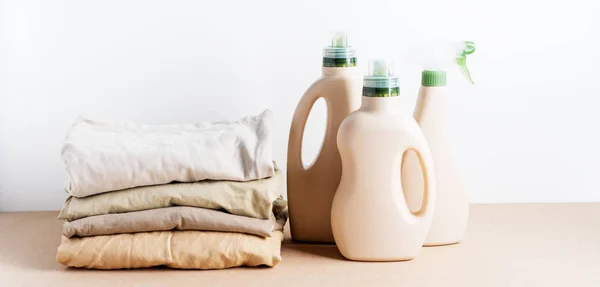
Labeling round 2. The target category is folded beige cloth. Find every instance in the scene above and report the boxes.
[56,230,284,269]
[63,198,287,238]
[59,169,283,221]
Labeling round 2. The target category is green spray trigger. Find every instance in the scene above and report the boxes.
[456,41,476,84]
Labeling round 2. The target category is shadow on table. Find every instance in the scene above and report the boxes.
[281,239,346,261]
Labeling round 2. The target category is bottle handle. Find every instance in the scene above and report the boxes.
[287,77,328,172]
[400,130,436,220]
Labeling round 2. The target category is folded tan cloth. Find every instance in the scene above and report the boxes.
[59,170,283,221]
[63,199,287,238]
[56,230,284,269]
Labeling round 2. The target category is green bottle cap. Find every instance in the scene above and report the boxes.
[363,60,400,97]
[421,70,447,87]
[322,32,356,67]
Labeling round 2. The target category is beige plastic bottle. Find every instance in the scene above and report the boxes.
[287,33,363,243]
[331,60,436,261]
[402,41,475,246]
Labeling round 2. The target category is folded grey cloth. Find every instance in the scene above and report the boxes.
[63,201,287,238]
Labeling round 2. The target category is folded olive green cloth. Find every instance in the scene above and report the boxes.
[59,170,283,221]
[63,198,287,238]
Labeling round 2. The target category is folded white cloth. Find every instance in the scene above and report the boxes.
[62,110,274,197]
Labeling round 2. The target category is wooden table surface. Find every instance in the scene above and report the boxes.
[1,203,599,287]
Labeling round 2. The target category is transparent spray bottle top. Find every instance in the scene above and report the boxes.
[322,32,357,68]
[413,41,476,86]
[363,60,400,97]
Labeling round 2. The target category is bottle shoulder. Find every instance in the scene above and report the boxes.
[338,110,423,150]
[317,73,363,85]
[341,110,419,132]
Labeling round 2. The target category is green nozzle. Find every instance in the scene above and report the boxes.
[456,41,476,84]
[371,60,392,76]
[331,32,348,48]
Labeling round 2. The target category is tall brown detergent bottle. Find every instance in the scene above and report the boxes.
[287,32,362,243]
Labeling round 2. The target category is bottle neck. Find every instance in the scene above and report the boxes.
[322,57,357,68]
[360,96,402,113]
[322,66,359,77]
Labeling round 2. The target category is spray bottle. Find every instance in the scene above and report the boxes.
[401,41,476,246]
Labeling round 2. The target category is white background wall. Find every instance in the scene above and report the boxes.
[1,0,599,211]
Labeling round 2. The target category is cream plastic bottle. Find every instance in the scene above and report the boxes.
[331,60,436,261]
[402,41,476,246]
[287,33,363,243]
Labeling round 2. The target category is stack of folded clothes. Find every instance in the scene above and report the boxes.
[55,110,287,270]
